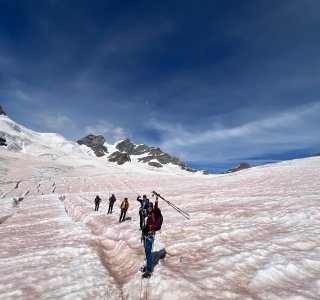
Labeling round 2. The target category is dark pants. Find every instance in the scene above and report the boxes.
[139,210,144,229]
[95,203,100,211]
[144,235,154,272]
[108,203,114,214]
[119,209,127,222]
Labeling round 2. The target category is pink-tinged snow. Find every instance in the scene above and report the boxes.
[1,151,320,299]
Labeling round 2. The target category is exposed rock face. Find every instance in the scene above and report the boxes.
[116,139,151,156]
[0,106,6,116]
[0,137,7,146]
[108,151,131,165]
[148,161,163,168]
[227,162,250,173]
[77,134,108,157]
[116,139,136,155]
[0,131,26,151]
[133,144,150,155]
[116,139,198,173]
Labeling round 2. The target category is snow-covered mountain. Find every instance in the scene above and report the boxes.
[0,114,91,158]
[0,113,205,174]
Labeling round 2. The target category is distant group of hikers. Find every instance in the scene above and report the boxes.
[93,192,163,278]
[94,194,127,221]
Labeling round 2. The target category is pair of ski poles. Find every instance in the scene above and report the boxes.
[152,190,190,220]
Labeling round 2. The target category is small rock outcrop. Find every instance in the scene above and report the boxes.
[77,134,108,157]
[0,106,6,116]
[0,137,7,146]
[226,162,250,173]
[148,161,163,168]
[108,151,131,165]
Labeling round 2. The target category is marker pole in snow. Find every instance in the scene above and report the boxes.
[152,191,190,220]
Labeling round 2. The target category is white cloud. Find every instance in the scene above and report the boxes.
[148,101,320,163]
[84,120,127,143]
[38,113,76,130]
[14,89,36,104]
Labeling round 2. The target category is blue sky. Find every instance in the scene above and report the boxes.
[1,0,320,173]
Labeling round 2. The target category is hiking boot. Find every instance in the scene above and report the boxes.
[142,271,151,278]
[140,266,146,272]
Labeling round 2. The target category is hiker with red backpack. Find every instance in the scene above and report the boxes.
[141,194,163,278]
[139,191,189,278]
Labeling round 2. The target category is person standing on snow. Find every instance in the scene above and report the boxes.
[137,194,149,230]
[108,194,116,214]
[94,195,101,211]
[119,197,129,222]
[141,195,160,278]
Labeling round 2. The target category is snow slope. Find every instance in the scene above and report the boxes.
[1,145,320,299]
[0,115,93,157]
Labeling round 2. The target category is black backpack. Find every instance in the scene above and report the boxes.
[142,199,150,210]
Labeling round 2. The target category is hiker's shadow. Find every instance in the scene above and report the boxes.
[151,248,167,269]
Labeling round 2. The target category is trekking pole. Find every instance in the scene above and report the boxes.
[165,201,190,219]
[161,197,189,216]
[152,190,189,217]
[155,194,190,220]
[152,191,190,220]
[164,201,190,220]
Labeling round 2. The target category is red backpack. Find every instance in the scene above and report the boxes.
[151,208,163,231]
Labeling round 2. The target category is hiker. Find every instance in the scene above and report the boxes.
[94,195,101,211]
[108,194,116,214]
[137,195,149,230]
[141,195,161,278]
[119,197,129,222]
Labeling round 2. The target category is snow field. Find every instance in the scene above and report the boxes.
[0,152,320,299]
